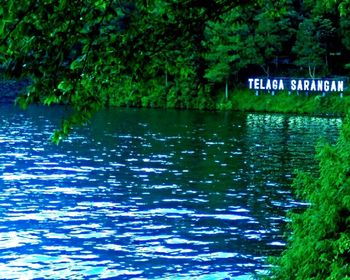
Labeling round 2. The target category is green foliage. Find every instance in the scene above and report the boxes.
[204,7,242,83]
[253,1,293,75]
[266,117,350,279]
[1,0,252,141]
[1,0,350,141]
[204,1,292,83]
[293,18,329,78]
[216,89,350,116]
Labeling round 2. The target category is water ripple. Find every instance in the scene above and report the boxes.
[0,106,341,279]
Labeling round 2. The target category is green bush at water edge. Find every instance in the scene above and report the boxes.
[263,117,350,279]
[216,89,350,115]
[107,86,350,116]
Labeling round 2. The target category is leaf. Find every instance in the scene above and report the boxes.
[57,80,73,93]
[70,55,86,70]
[43,94,60,106]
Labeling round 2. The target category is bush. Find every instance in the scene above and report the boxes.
[267,117,350,279]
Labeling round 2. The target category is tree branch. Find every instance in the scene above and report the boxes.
[0,0,38,46]
[81,0,114,74]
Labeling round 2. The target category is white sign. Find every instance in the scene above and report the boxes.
[248,78,345,92]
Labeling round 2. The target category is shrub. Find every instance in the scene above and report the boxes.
[268,117,350,279]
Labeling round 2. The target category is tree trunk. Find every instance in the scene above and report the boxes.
[308,65,315,79]
[261,65,270,77]
[165,69,168,87]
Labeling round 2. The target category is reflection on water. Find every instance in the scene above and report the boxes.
[0,106,341,279]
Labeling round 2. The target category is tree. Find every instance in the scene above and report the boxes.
[0,0,247,142]
[293,0,343,78]
[203,7,242,101]
[338,3,350,70]
[293,18,328,78]
[253,0,293,77]
[1,0,350,143]
[203,0,293,100]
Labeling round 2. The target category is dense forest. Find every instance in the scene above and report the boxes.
[0,0,349,137]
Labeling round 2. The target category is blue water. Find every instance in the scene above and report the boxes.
[0,106,341,279]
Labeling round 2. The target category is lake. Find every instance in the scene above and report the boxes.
[0,105,341,279]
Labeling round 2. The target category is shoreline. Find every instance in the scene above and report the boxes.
[0,79,30,103]
[108,89,350,117]
[1,81,348,117]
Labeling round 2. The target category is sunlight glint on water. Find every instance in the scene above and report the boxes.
[0,106,341,279]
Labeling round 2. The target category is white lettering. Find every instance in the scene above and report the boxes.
[272,80,278,90]
[278,80,284,90]
[324,81,329,91]
[254,79,259,90]
[248,77,346,93]
[248,78,254,89]
[338,81,344,92]
[266,79,271,90]
[310,80,316,91]
[331,81,337,91]
[291,80,296,90]
[260,79,265,90]
[297,80,303,91]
